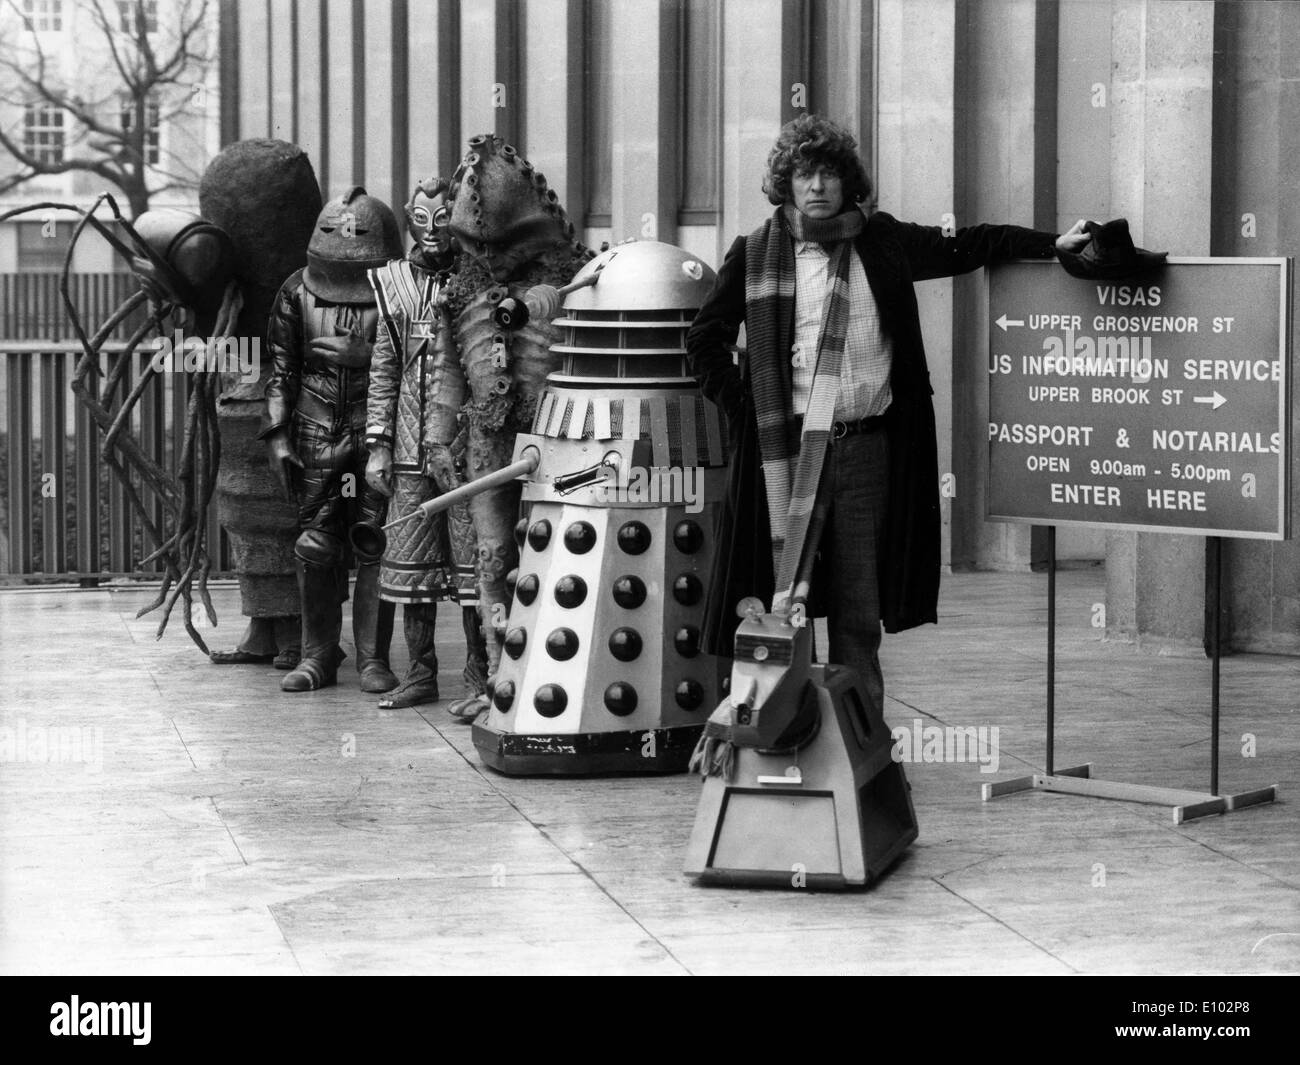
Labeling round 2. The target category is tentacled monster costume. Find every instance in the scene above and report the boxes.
[262,187,404,692]
[440,135,594,718]
[364,176,487,709]
[0,140,318,651]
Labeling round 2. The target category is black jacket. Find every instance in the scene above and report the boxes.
[261,268,380,439]
[686,210,1059,653]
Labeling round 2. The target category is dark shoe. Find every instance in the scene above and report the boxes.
[209,617,280,664]
[379,676,440,709]
[273,615,302,669]
[273,647,301,670]
[360,660,400,693]
[281,647,346,692]
[209,649,275,665]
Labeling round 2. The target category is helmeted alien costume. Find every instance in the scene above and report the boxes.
[440,135,594,717]
[364,176,489,709]
[261,186,404,692]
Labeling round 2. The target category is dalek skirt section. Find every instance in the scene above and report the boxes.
[471,241,730,775]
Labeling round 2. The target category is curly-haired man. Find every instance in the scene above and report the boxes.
[688,113,1088,717]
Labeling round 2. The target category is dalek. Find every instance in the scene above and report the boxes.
[407,241,730,774]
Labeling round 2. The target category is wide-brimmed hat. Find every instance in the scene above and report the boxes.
[1057,218,1167,280]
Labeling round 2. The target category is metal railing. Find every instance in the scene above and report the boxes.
[1,338,231,581]
[0,273,146,341]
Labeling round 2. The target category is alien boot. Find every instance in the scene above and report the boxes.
[282,561,347,692]
[379,603,440,709]
[354,563,399,693]
[447,605,490,721]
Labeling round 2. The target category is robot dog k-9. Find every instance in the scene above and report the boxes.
[682,491,918,889]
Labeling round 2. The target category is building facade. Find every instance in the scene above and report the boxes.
[0,0,222,272]
[196,0,1300,654]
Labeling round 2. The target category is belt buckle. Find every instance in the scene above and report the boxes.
[832,420,848,440]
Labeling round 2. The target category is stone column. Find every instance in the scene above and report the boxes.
[1105,0,1216,648]
[1210,1,1300,655]
[877,0,959,565]
[950,0,1059,571]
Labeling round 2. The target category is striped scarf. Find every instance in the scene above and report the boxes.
[744,203,865,612]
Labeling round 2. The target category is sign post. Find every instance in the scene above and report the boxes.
[981,258,1291,822]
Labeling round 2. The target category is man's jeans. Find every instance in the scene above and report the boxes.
[822,428,889,716]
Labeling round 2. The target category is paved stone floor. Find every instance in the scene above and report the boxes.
[0,569,1296,975]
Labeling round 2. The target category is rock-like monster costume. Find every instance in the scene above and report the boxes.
[441,135,593,716]
[199,139,322,668]
[365,176,487,709]
[262,187,404,692]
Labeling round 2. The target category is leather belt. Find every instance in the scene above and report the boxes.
[831,414,887,439]
[790,413,889,440]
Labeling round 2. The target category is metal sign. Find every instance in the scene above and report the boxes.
[986,257,1292,539]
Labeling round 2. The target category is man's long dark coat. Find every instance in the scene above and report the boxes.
[686,209,1059,655]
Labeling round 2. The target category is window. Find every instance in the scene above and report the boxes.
[21,0,62,32]
[120,96,160,166]
[118,0,157,34]
[678,0,720,224]
[17,220,72,273]
[23,104,65,165]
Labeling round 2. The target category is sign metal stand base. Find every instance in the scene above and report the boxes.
[981,527,1278,824]
[981,763,1277,825]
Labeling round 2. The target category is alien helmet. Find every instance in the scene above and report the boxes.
[304,186,403,302]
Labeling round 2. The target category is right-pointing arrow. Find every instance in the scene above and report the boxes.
[1193,391,1227,410]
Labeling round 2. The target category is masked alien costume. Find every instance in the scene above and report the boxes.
[365,176,489,709]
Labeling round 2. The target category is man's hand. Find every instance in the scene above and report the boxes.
[265,428,303,501]
[366,446,394,497]
[309,330,370,368]
[1056,219,1091,255]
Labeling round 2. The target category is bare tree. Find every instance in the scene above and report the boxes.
[0,0,212,218]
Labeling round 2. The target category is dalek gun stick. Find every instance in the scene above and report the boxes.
[357,449,542,558]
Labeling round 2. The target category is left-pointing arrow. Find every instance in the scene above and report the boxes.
[996,314,1025,331]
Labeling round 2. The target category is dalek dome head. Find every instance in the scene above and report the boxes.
[563,240,715,315]
[551,241,717,382]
